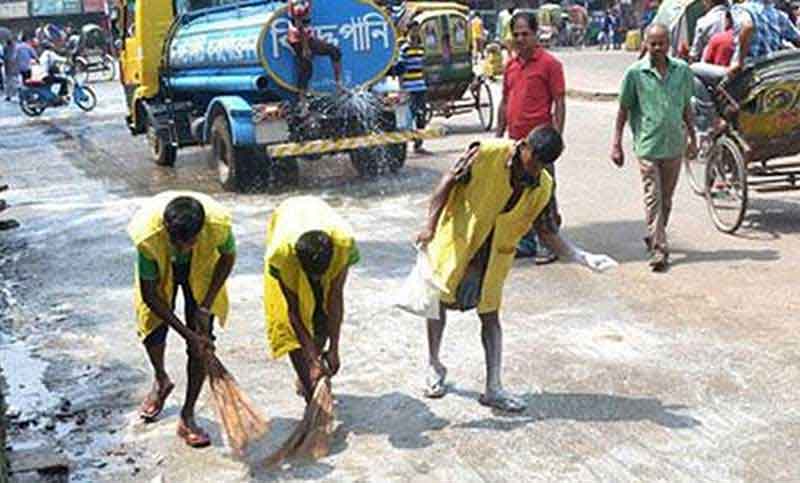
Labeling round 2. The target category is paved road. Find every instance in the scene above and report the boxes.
[1,72,799,482]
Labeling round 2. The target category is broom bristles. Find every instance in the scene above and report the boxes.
[206,353,270,454]
[264,376,334,466]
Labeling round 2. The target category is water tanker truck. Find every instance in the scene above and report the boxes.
[118,0,437,191]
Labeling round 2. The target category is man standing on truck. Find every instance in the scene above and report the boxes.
[264,196,359,403]
[128,192,236,447]
[288,0,344,113]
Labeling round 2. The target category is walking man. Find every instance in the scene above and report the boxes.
[496,10,566,264]
[418,127,616,412]
[611,23,697,272]
[398,20,429,154]
[15,35,37,82]
[3,38,18,101]
[264,196,359,402]
[128,192,236,447]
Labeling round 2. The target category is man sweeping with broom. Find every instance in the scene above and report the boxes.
[129,191,235,448]
[264,196,359,403]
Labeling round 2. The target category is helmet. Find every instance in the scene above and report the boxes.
[289,0,311,20]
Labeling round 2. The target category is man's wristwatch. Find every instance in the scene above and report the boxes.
[197,306,211,316]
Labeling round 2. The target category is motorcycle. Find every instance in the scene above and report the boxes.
[18,73,97,117]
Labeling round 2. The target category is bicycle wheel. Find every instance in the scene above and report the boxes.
[704,135,747,233]
[74,85,97,112]
[472,78,494,131]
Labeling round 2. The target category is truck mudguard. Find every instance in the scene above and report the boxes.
[203,96,257,147]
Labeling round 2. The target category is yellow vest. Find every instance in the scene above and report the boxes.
[263,196,355,359]
[427,140,553,313]
[128,191,232,340]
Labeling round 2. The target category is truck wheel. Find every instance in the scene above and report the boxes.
[268,156,300,189]
[209,115,261,192]
[147,123,176,167]
[387,143,407,173]
[350,147,383,178]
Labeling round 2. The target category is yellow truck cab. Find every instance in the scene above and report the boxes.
[117,0,438,191]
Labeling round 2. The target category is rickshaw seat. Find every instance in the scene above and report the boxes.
[23,79,45,87]
[691,63,727,88]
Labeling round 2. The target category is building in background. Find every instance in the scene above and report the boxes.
[0,0,111,38]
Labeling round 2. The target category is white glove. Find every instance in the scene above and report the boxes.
[577,251,618,272]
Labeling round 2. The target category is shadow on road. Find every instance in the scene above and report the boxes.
[246,392,448,480]
[563,219,781,266]
[740,197,800,238]
[450,387,700,430]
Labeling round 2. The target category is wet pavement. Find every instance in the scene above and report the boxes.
[0,67,799,482]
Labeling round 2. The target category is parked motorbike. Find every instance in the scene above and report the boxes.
[18,73,97,117]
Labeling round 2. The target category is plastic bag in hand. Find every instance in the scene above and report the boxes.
[394,246,445,319]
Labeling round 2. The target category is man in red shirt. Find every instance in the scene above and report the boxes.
[496,11,566,262]
[703,12,735,66]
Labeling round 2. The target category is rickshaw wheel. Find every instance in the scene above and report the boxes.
[472,77,494,131]
[684,135,709,196]
[704,135,748,234]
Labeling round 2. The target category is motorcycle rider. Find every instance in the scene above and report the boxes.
[39,41,69,105]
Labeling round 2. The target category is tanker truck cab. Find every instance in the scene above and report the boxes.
[118,0,441,192]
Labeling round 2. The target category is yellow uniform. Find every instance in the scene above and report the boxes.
[470,15,484,52]
[427,140,553,313]
[128,191,232,340]
[264,196,358,359]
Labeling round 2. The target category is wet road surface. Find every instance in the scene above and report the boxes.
[1,74,799,482]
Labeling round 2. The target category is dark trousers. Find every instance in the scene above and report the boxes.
[143,263,214,349]
[410,90,427,148]
[291,36,342,91]
[20,70,31,82]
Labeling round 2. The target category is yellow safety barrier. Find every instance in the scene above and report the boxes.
[267,125,447,158]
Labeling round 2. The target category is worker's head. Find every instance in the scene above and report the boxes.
[516,126,563,182]
[511,11,538,55]
[163,196,205,253]
[645,22,670,60]
[296,230,333,279]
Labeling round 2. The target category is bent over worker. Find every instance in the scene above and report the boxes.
[417,127,616,412]
[264,196,358,402]
[128,192,235,448]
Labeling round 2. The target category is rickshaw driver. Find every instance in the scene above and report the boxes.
[728,0,800,76]
[287,0,344,113]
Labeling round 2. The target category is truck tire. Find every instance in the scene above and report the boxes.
[268,156,300,189]
[147,122,176,167]
[209,114,261,192]
[387,143,407,173]
[349,147,383,178]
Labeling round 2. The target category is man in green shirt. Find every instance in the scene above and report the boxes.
[611,23,697,272]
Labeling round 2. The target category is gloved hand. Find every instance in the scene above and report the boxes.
[577,251,618,272]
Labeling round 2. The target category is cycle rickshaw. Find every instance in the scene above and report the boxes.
[405,2,495,131]
[656,0,800,233]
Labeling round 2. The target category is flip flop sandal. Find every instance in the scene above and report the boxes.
[139,382,175,422]
[423,369,448,399]
[177,423,211,448]
[479,393,527,413]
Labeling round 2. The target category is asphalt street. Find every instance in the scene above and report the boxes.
[1,51,799,482]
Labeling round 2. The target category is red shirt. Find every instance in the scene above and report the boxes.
[703,30,734,66]
[503,48,565,140]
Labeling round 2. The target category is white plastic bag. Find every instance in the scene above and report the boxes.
[394,246,444,319]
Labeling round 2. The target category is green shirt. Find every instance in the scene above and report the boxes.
[137,229,236,281]
[619,55,694,160]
